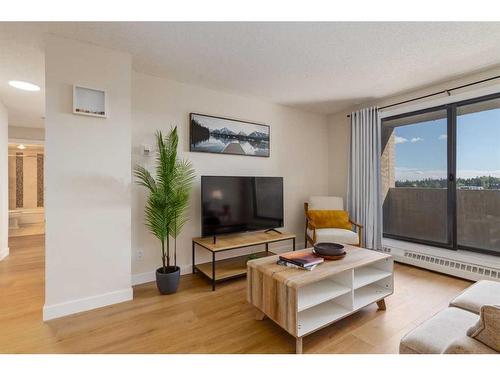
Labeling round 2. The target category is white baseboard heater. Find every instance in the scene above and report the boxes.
[381,241,500,282]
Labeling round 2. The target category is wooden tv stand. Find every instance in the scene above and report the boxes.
[192,231,296,291]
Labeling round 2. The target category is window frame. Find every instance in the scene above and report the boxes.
[381,92,500,256]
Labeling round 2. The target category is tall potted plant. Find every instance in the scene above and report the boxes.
[134,127,195,294]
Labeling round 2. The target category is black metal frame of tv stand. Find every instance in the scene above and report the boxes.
[192,230,295,291]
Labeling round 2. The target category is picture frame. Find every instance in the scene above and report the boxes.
[189,113,270,157]
[73,85,107,118]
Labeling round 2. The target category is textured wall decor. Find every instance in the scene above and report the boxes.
[37,153,44,207]
[16,152,23,208]
[190,113,270,157]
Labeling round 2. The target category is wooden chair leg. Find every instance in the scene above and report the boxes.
[377,299,386,311]
[304,234,313,248]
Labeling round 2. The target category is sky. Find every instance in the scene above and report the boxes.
[393,107,500,181]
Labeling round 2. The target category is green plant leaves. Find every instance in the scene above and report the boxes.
[133,127,195,267]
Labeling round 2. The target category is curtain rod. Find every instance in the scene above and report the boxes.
[346,74,500,118]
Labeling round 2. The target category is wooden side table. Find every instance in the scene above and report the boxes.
[192,231,296,291]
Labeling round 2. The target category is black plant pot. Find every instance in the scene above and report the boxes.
[156,266,180,294]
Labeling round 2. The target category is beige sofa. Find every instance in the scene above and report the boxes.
[400,280,500,354]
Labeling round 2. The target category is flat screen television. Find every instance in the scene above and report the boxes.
[201,176,284,237]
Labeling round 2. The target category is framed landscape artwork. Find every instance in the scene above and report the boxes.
[189,113,270,157]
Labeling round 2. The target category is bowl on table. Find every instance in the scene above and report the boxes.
[313,242,346,260]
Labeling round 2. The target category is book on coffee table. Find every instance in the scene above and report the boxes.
[278,251,324,270]
[277,259,319,271]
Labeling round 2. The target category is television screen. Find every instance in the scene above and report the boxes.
[201,176,284,237]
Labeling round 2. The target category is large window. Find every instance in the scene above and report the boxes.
[456,98,500,252]
[382,93,500,255]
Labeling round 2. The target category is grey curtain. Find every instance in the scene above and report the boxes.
[347,107,382,250]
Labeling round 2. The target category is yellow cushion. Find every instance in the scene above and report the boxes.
[307,210,352,230]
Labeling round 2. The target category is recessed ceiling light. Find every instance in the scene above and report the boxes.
[17,144,26,150]
[8,80,40,92]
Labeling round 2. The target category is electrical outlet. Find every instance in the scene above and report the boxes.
[137,249,144,260]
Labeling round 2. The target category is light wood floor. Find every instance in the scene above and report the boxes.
[0,235,472,354]
[8,223,45,237]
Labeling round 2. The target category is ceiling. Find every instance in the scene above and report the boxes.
[2,22,500,128]
[0,24,45,128]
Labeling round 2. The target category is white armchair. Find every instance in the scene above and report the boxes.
[304,196,362,247]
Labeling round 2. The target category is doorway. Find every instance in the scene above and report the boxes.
[8,141,45,238]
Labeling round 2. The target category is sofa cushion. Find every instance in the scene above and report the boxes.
[466,304,500,352]
[306,210,352,230]
[450,280,500,314]
[399,307,479,354]
[443,335,497,354]
[307,227,359,245]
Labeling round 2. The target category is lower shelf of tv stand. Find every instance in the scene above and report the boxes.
[192,231,296,290]
[194,251,275,282]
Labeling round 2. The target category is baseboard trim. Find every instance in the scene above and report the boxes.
[132,270,156,286]
[43,287,133,321]
[131,241,306,286]
[132,265,191,286]
[0,247,9,261]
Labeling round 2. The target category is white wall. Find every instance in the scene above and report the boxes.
[131,72,329,282]
[327,66,500,200]
[44,36,132,320]
[8,126,45,141]
[0,101,8,261]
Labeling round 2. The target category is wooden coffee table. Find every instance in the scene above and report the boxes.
[247,246,393,353]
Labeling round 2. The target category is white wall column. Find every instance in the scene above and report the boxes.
[0,101,8,261]
[44,36,132,320]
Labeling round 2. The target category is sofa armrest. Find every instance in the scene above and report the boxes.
[307,219,317,230]
[349,219,363,230]
[349,219,363,247]
[303,204,317,230]
[442,335,498,354]
[349,219,363,229]
[303,202,317,246]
